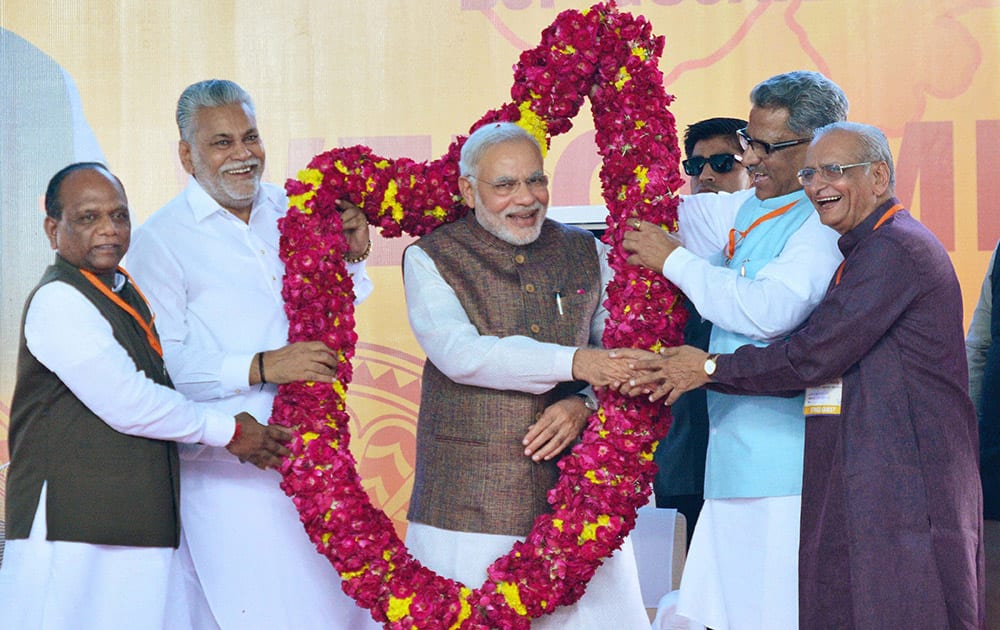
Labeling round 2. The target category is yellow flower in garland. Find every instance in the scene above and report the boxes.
[614,66,632,91]
[447,588,474,630]
[288,168,323,212]
[380,179,405,223]
[634,164,650,193]
[497,581,528,616]
[516,101,550,157]
[386,594,415,623]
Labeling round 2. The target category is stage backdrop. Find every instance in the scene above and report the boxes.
[3,0,999,536]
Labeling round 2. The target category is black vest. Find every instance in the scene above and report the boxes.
[6,256,181,547]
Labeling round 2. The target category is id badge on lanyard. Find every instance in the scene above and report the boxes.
[804,379,843,416]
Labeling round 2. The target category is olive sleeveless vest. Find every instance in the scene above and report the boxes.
[6,256,180,547]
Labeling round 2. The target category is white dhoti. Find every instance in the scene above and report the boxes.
[676,495,800,630]
[167,458,380,629]
[406,521,649,630]
[0,484,173,630]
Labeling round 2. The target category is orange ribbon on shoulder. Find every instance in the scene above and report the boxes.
[79,267,163,357]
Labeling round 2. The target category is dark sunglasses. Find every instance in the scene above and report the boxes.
[682,153,740,177]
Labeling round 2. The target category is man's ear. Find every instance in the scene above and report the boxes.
[44,216,59,251]
[872,161,891,196]
[179,140,195,175]
[458,176,476,209]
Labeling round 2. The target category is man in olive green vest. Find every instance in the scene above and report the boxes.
[402,122,647,628]
[0,162,290,629]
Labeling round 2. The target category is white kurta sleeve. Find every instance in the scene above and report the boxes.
[126,226,251,401]
[24,281,235,447]
[347,259,374,305]
[403,240,610,395]
[665,193,842,342]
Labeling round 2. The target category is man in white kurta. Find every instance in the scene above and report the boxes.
[403,122,648,629]
[624,71,847,629]
[126,80,377,628]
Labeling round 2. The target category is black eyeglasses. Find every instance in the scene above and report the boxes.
[796,162,873,186]
[737,128,811,156]
[682,153,740,177]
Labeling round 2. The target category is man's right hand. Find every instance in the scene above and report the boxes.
[571,347,650,388]
[622,219,681,273]
[251,341,339,385]
[225,412,293,469]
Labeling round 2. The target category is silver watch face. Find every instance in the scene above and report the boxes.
[581,395,598,411]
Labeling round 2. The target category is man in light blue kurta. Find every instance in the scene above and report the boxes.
[624,71,848,629]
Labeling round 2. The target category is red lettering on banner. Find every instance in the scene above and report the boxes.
[895,121,954,250]
[977,120,1000,250]
[551,130,601,206]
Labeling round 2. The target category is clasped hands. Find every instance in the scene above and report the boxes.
[525,345,710,462]
[573,344,713,408]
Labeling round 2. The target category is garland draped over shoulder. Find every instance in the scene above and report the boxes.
[275,3,686,627]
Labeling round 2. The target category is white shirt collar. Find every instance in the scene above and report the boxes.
[182,175,276,224]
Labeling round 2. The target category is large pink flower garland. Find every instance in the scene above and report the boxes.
[276,3,686,628]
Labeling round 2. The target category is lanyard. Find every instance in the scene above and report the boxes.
[725,200,798,264]
[833,203,904,286]
[79,267,163,357]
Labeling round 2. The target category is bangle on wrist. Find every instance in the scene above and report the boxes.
[344,239,372,264]
[257,352,267,389]
[227,420,243,448]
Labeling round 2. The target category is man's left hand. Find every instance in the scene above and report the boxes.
[622,219,681,272]
[337,200,371,261]
[523,396,590,462]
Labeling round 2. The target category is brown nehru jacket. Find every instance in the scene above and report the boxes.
[407,213,602,535]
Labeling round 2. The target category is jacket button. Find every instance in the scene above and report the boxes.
[530,324,541,333]
[525,283,535,293]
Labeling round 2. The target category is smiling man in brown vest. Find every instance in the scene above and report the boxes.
[401,122,647,628]
[0,162,289,629]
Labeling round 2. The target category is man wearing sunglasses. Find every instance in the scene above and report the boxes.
[682,117,751,195]
[624,71,847,630]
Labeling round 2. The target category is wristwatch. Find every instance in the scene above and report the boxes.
[703,353,719,377]
[576,393,599,411]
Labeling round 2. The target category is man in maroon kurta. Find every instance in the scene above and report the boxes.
[624,122,984,628]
